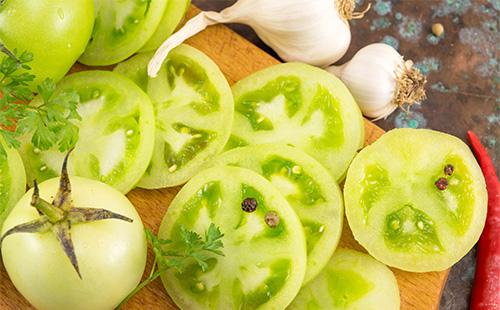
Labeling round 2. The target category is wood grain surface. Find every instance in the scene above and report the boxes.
[0,6,448,310]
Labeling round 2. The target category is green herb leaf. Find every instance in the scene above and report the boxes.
[0,48,81,152]
[116,225,224,309]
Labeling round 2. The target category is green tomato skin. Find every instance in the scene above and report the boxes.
[140,0,191,52]
[0,0,94,87]
[1,177,147,310]
[0,137,26,227]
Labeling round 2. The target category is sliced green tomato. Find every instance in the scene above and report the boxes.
[230,63,364,181]
[114,52,151,91]
[115,44,234,188]
[159,166,307,309]
[214,144,343,284]
[79,0,167,65]
[140,0,191,52]
[19,71,155,194]
[344,128,488,272]
[289,248,400,310]
[0,138,26,225]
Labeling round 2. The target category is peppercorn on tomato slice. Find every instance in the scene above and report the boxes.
[158,166,307,310]
[228,63,364,181]
[344,128,488,272]
[289,248,400,310]
[114,44,234,188]
[214,144,343,284]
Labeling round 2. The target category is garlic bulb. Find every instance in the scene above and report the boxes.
[327,43,427,120]
[148,0,370,77]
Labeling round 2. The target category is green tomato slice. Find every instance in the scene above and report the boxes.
[140,0,191,52]
[79,0,167,65]
[159,166,307,309]
[0,138,26,226]
[19,71,155,194]
[289,248,400,310]
[214,144,343,284]
[230,63,364,181]
[344,128,488,272]
[115,44,234,188]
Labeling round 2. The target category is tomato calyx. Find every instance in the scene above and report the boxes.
[0,151,133,279]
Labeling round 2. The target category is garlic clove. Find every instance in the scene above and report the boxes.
[148,0,371,77]
[326,43,426,120]
[245,0,351,67]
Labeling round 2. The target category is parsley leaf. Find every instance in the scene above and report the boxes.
[116,224,224,308]
[0,47,80,152]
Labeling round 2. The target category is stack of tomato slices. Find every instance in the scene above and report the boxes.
[0,2,490,309]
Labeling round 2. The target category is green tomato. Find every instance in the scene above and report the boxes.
[19,71,156,194]
[0,0,94,87]
[1,177,147,310]
[215,144,343,284]
[344,128,488,272]
[79,0,168,66]
[229,63,365,181]
[289,248,400,310]
[114,44,234,188]
[159,166,307,309]
[140,0,191,52]
[0,137,26,226]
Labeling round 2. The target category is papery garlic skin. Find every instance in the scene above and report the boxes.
[327,43,425,120]
[149,0,353,77]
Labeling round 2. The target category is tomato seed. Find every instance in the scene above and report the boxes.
[265,211,280,228]
[241,197,258,212]
[435,177,448,190]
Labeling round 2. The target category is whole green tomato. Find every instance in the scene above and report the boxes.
[1,176,147,310]
[0,0,94,87]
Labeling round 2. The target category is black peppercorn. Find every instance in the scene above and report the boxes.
[444,164,454,176]
[241,197,258,212]
[435,177,448,190]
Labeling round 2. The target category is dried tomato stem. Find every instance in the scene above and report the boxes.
[0,150,133,279]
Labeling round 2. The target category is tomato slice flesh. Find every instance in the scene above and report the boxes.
[114,44,234,188]
[0,139,26,225]
[79,0,167,65]
[230,63,364,181]
[19,71,155,194]
[344,128,488,272]
[159,166,307,309]
[215,144,343,284]
[289,248,400,310]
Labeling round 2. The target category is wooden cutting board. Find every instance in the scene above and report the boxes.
[0,6,449,310]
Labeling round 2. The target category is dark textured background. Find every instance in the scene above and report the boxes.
[192,0,499,309]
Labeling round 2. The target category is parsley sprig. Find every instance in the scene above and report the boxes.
[0,47,80,151]
[117,224,224,308]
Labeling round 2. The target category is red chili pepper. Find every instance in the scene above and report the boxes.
[468,131,500,310]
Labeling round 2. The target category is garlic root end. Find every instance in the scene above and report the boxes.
[337,0,371,20]
[394,60,427,109]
